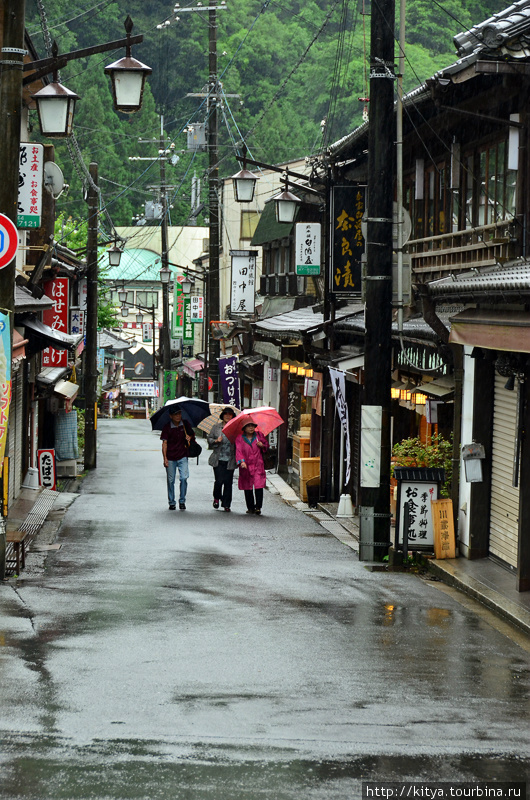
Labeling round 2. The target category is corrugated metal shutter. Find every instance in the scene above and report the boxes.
[489,373,520,568]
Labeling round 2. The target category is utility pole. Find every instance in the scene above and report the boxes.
[160,116,172,375]
[360,0,395,558]
[84,162,99,470]
[207,0,220,402]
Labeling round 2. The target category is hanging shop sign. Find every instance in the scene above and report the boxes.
[295,222,321,276]
[172,275,185,337]
[230,250,257,315]
[70,308,85,338]
[182,297,194,345]
[37,449,56,491]
[42,277,69,368]
[329,367,351,486]
[142,323,152,343]
[331,185,365,295]
[0,311,12,478]
[190,295,204,322]
[163,370,178,403]
[125,381,158,397]
[18,143,43,229]
[219,355,241,408]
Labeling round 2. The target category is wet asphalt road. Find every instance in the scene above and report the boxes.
[0,419,529,800]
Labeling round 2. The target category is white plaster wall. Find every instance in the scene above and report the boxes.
[458,345,475,554]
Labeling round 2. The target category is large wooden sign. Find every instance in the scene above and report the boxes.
[431,499,456,559]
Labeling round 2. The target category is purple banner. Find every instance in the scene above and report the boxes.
[219,355,241,408]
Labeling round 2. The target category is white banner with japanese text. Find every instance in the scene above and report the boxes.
[329,367,351,486]
[230,250,257,315]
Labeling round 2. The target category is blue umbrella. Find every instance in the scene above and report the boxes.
[150,397,210,431]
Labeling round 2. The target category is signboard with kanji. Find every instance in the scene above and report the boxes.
[125,381,157,397]
[37,449,56,490]
[295,223,321,276]
[230,250,257,315]
[396,479,439,550]
[331,185,365,295]
[70,308,84,338]
[182,297,194,344]
[172,275,184,337]
[431,499,456,558]
[42,277,69,368]
[18,143,43,228]
[190,295,204,322]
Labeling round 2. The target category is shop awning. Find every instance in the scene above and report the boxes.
[24,317,83,352]
[411,378,455,398]
[449,308,530,353]
[54,379,79,402]
[182,357,204,378]
[37,366,69,385]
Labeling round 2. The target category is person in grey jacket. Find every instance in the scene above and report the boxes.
[207,407,237,512]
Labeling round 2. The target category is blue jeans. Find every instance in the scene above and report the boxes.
[166,457,189,505]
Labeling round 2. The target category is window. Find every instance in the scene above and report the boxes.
[136,291,158,309]
[240,210,260,240]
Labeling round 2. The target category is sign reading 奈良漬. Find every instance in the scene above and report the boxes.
[331,185,365,295]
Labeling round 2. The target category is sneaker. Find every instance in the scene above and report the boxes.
[255,509,262,515]
[246,509,255,514]
[179,502,186,510]
[223,507,231,512]
[213,500,220,509]
[169,504,176,510]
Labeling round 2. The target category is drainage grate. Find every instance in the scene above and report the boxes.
[19,489,59,536]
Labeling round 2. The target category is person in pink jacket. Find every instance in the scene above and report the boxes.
[235,421,269,515]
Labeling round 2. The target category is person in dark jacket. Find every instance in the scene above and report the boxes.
[207,407,237,512]
[160,406,195,510]
[235,420,269,515]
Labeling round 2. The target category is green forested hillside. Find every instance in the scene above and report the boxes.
[25,0,504,232]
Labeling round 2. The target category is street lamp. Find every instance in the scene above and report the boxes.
[121,306,129,317]
[104,17,152,113]
[231,147,257,203]
[159,265,171,284]
[180,277,194,295]
[108,245,123,267]
[272,171,302,224]
[30,73,79,138]
[136,312,144,324]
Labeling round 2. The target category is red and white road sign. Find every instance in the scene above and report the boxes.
[0,214,18,270]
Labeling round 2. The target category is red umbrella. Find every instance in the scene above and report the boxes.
[222,407,284,443]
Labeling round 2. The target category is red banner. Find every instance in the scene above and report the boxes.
[42,278,69,367]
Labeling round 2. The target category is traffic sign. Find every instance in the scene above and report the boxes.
[0,214,18,270]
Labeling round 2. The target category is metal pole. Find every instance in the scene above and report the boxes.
[160,117,172,377]
[361,0,395,559]
[207,0,220,401]
[84,163,99,470]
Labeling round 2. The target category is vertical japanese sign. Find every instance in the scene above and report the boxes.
[42,277,69,367]
[142,323,152,343]
[230,250,257,315]
[0,312,12,477]
[37,449,56,490]
[329,367,351,486]
[219,355,241,408]
[172,275,184,337]
[182,298,194,344]
[431,498,456,558]
[70,308,85,338]
[295,223,321,275]
[397,480,437,549]
[190,295,204,322]
[331,185,365,294]
[163,370,178,403]
[18,143,43,229]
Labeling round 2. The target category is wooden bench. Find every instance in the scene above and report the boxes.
[6,530,28,574]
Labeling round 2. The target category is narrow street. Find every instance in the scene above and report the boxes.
[0,419,529,799]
